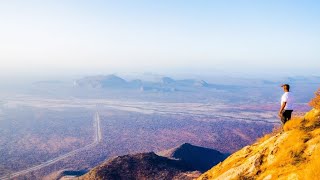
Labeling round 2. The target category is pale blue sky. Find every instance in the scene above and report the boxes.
[0,0,319,77]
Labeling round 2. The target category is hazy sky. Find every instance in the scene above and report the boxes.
[0,0,319,77]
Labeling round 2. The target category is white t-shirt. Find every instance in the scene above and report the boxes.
[281,92,294,110]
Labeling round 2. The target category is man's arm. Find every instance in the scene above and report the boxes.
[279,102,287,117]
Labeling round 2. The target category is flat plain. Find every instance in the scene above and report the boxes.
[0,95,285,179]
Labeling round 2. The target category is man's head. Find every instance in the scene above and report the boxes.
[281,84,290,92]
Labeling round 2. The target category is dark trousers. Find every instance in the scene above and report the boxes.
[281,110,293,124]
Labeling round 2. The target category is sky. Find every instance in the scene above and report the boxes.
[0,0,319,78]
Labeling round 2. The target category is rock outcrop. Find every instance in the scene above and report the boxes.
[80,152,199,180]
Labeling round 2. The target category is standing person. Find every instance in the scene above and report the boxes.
[279,84,294,125]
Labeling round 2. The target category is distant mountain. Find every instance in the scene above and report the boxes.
[158,143,228,172]
[74,75,127,88]
[74,74,237,92]
[80,152,199,180]
[161,77,176,84]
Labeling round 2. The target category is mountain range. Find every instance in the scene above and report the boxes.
[74,74,237,92]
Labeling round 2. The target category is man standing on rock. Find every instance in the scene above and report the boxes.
[279,84,294,125]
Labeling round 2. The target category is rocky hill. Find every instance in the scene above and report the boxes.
[79,143,226,180]
[80,152,199,180]
[158,143,228,172]
[198,108,320,180]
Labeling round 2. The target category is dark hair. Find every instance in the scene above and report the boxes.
[283,84,290,91]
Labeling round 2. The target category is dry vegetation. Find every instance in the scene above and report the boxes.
[309,88,320,109]
[256,125,283,143]
[0,102,276,180]
[0,107,93,178]
[198,89,320,180]
[302,138,320,179]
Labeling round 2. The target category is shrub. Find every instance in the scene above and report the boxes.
[274,129,307,166]
[309,88,320,109]
[283,117,303,131]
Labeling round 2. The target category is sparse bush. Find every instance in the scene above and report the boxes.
[283,117,303,131]
[309,88,320,110]
[274,129,307,166]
